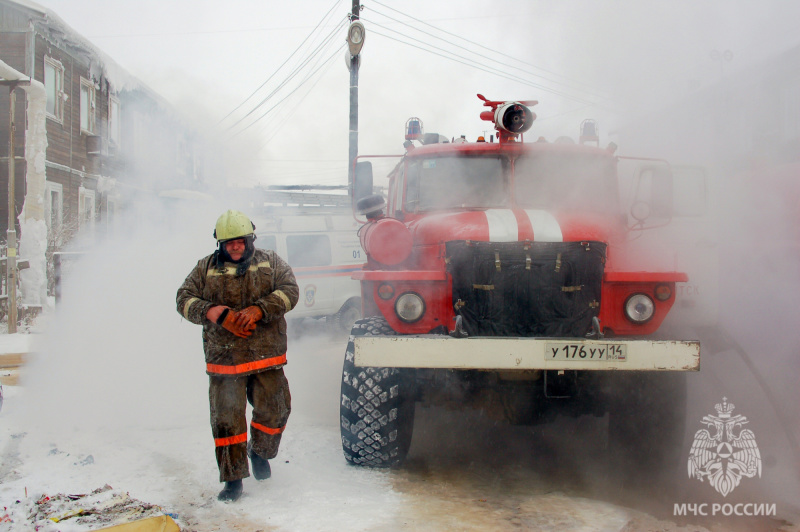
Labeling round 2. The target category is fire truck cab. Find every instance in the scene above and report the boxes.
[340,95,699,487]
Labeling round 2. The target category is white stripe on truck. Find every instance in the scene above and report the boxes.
[525,210,563,242]
[483,209,518,242]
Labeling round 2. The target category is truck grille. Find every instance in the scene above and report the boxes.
[446,240,606,337]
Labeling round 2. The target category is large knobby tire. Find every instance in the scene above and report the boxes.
[607,372,687,497]
[340,317,416,467]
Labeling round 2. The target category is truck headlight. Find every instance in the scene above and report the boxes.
[624,293,655,323]
[395,292,425,323]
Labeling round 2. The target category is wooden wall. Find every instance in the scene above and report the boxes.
[1,0,205,246]
[0,31,29,236]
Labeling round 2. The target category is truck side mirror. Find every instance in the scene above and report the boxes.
[354,161,374,203]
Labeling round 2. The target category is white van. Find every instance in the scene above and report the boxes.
[253,212,364,333]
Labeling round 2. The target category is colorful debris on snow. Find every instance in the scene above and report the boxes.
[1,484,179,531]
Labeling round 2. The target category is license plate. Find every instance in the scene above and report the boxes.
[546,342,627,361]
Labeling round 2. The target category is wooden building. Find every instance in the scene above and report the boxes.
[0,0,204,252]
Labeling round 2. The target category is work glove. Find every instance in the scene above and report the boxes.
[217,308,253,338]
[234,306,264,331]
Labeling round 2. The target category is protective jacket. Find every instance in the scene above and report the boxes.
[176,248,299,376]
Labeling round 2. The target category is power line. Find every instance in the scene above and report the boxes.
[254,46,343,152]
[237,39,345,140]
[219,0,345,126]
[367,6,610,104]
[86,23,342,39]
[227,16,346,132]
[220,6,344,126]
[225,18,347,134]
[366,25,598,107]
[84,12,521,39]
[229,42,346,139]
[370,0,603,98]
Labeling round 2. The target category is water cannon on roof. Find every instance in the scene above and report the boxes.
[477,94,537,143]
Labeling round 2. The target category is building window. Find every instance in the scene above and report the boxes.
[109,95,120,147]
[78,186,96,236]
[45,181,64,247]
[44,181,63,232]
[80,77,96,134]
[44,56,64,122]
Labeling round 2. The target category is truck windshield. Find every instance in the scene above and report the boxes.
[514,153,617,212]
[405,155,509,211]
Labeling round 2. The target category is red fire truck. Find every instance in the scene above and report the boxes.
[340,95,700,485]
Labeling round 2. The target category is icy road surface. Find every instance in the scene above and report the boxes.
[0,325,795,532]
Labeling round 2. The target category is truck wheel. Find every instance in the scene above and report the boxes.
[340,317,416,467]
[607,372,687,496]
[334,298,361,334]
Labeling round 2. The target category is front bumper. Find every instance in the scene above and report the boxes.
[354,336,700,371]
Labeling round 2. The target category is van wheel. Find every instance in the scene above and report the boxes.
[340,317,416,467]
[334,298,362,334]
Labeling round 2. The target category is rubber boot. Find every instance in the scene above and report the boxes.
[217,479,243,502]
[249,450,272,480]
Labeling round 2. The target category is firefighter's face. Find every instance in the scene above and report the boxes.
[224,238,246,261]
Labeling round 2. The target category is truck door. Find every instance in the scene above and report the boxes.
[658,165,718,329]
[618,159,719,330]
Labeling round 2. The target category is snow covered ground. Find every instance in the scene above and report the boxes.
[0,330,600,531]
[1,323,796,532]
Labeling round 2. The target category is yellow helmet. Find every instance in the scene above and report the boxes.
[214,210,255,242]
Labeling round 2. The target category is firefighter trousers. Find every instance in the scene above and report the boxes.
[209,368,291,482]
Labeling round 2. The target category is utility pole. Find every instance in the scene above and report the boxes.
[346,0,364,193]
[6,83,18,333]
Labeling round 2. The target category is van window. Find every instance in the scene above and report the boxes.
[287,234,332,267]
[256,235,278,251]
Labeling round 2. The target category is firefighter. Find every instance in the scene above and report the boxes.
[176,210,299,502]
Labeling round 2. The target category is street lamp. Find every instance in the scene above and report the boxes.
[347,21,365,56]
[346,16,365,193]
